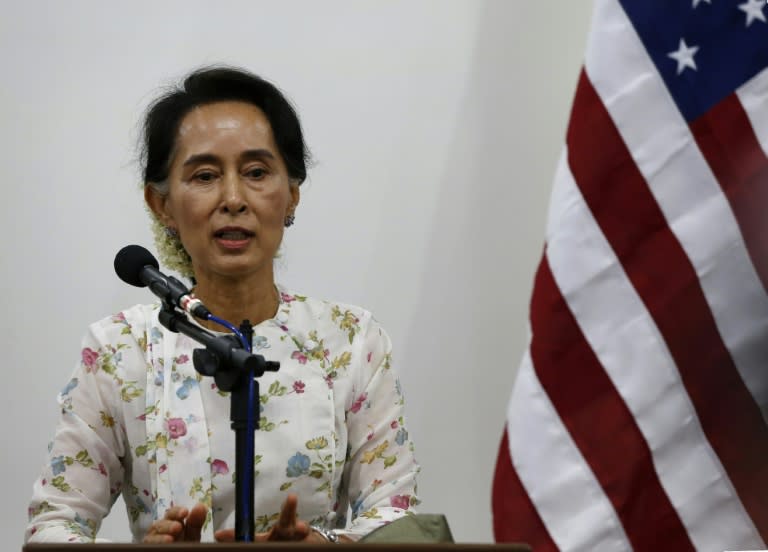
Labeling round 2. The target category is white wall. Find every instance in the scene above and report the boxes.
[0,1,591,546]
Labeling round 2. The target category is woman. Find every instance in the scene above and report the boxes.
[26,67,420,544]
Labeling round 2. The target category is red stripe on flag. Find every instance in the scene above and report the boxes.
[493,428,557,550]
[530,254,694,550]
[690,93,768,295]
[567,70,768,538]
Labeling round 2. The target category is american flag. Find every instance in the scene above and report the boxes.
[492,1,768,550]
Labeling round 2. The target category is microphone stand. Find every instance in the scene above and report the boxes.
[158,301,279,542]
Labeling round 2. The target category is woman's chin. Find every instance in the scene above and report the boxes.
[195,257,272,281]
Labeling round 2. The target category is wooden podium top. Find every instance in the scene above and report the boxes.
[25,543,530,551]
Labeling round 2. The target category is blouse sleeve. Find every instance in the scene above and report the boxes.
[25,320,132,543]
[337,318,421,539]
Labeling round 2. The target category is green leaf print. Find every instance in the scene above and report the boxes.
[120,382,143,402]
[331,306,361,344]
[306,437,328,450]
[360,508,382,519]
[127,505,142,523]
[75,450,94,468]
[256,513,280,533]
[267,380,287,397]
[51,476,71,492]
[29,500,55,518]
[189,477,204,498]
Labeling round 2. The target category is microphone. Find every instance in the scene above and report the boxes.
[114,245,211,320]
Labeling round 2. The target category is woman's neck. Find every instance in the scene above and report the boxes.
[191,271,280,331]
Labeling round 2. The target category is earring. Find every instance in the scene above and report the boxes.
[284,214,295,227]
[165,226,179,238]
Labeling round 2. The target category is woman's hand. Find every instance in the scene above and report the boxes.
[143,502,208,543]
[214,494,332,543]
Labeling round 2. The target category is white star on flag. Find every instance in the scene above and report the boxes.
[692,0,712,8]
[738,0,767,26]
[667,38,699,75]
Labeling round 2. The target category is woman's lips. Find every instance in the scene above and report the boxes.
[214,227,254,249]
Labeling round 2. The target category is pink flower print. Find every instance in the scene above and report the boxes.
[372,479,383,490]
[367,430,374,441]
[391,420,399,429]
[143,489,149,496]
[281,292,295,303]
[324,349,330,358]
[350,392,368,414]
[291,351,308,364]
[81,348,99,371]
[159,464,168,474]
[211,459,229,476]
[166,418,187,439]
[324,374,334,389]
[98,463,107,477]
[367,351,373,363]
[390,495,411,510]
[175,354,189,365]
[293,380,306,394]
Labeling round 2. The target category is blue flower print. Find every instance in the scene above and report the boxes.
[285,453,310,477]
[351,493,365,516]
[73,513,95,538]
[150,327,163,344]
[176,377,199,399]
[51,456,67,475]
[395,427,409,446]
[60,378,79,396]
[135,497,151,514]
[253,335,270,351]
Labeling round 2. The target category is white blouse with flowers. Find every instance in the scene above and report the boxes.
[25,288,420,543]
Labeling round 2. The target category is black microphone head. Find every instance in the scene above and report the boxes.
[114,245,160,287]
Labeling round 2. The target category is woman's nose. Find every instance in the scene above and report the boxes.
[221,174,247,214]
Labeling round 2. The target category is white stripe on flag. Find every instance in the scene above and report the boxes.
[737,67,768,157]
[508,349,631,552]
[547,149,761,550]
[587,0,768,425]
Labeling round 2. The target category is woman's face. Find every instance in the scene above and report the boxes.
[147,100,299,282]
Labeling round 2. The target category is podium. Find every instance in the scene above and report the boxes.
[25,545,531,552]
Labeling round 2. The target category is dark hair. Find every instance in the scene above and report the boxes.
[141,66,310,185]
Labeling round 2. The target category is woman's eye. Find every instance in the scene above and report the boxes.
[246,167,266,179]
[192,171,217,183]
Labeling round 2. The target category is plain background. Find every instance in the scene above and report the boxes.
[0,1,592,546]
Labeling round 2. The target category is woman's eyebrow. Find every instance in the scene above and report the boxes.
[182,153,220,168]
[240,149,276,162]
[182,150,276,168]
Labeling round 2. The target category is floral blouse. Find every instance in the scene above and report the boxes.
[26,289,420,543]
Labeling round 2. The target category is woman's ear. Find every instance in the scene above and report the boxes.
[289,182,301,214]
[144,185,173,226]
